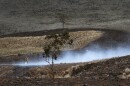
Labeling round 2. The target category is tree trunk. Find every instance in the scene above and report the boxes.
[51,56,55,79]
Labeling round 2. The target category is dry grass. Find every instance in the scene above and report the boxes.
[0,30,104,56]
[0,66,14,77]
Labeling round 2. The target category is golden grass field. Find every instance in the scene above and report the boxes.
[0,30,104,56]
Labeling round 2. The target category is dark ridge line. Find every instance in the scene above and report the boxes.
[0,28,127,38]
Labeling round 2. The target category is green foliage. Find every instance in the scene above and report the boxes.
[43,30,73,59]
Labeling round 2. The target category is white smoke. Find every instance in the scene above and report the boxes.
[11,31,130,66]
[13,44,130,66]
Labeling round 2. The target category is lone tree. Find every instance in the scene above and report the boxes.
[43,30,73,78]
[56,13,69,28]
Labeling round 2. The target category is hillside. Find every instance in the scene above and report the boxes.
[0,0,130,35]
[0,0,130,85]
[0,30,103,56]
[0,55,130,86]
[1,29,130,62]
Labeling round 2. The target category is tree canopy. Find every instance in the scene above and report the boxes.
[43,30,73,59]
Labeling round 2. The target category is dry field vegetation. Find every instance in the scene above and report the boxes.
[22,55,130,79]
[0,56,130,86]
[0,30,104,56]
[0,30,130,86]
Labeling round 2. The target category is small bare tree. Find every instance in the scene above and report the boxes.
[56,13,69,28]
[43,30,73,79]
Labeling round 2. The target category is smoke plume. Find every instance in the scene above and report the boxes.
[15,44,130,66]
[14,31,130,66]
